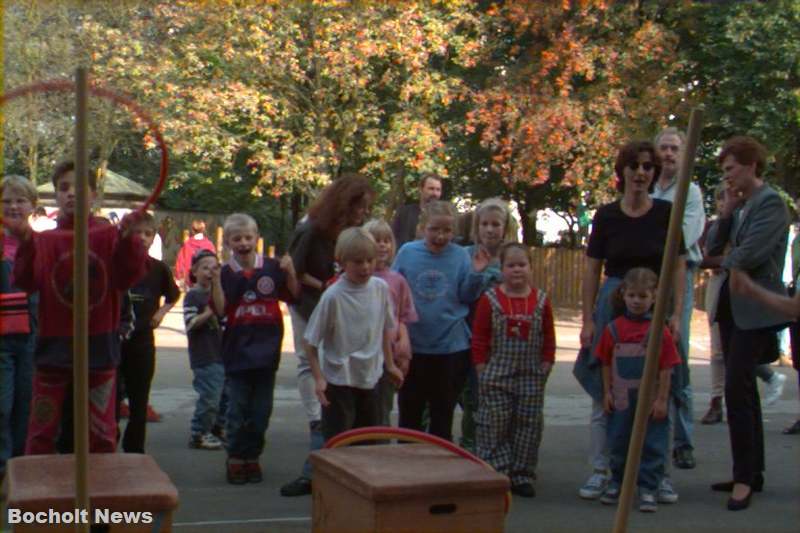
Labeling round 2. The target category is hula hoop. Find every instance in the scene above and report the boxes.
[0,79,168,234]
[324,426,512,514]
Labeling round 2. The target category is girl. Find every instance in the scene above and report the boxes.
[595,268,680,513]
[472,243,555,498]
[364,219,418,425]
[392,200,489,441]
[459,198,517,451]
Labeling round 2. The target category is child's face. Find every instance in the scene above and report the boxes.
[227,228,258,261]
[374,235,394,267]
[478,210,505,250]
[192,256,219,286]
[423,215,454,254]
[501,248,531,287]
[623,286,655,316]
[133,223,156,250]
[343,255,376,285]
[1,188,34,225]
[55,171,96,218]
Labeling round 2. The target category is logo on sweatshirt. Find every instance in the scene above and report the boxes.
[51,250,108,310]
[256,275,275,296]
[414,269,448,301]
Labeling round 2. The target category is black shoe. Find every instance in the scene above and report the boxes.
[783,419,800,435]
[673,447,696,469]
[711,474,763,493]
[511,483,536,498]
[280,476,312,497]
[727,487,753,511]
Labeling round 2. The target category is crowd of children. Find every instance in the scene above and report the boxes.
[4,158,785,516]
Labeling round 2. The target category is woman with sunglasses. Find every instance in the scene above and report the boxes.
[575,140,687,503]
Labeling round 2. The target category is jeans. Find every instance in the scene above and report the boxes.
[290,306,324,478]
[190,363,225,436]
[0,335,34,473]
[671,264,695,453]
[301,420,325,479]
[607,389,669,492]
[225,367,277,460]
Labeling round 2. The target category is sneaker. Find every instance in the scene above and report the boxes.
[579,470,609,500]
[226,458,248,485]
[639,491,657,513]
[146,404,162,423]
[673,447,696,469]
[118,402,130,419]
[763,372,786,406]
[599,483,620,505]
[657,477,679,504]
[188,433,223,450]
[245,460,262,483]
[280,476,312,497]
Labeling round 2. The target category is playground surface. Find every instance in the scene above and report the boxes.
[3,305,799,532]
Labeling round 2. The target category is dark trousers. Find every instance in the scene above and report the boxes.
[398,351,464,441]
[322,383,380,442]
[716,285,766,485]
[116,330,156,453]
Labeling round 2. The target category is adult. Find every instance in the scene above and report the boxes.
[707,136,789,511]
[391,174,442,249]
[651,127,705,472]
[280,172,374,497]
[574,140,686,502]
[174,219,216,290]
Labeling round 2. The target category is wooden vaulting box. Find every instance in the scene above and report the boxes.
[310,444,509,533]
[2,454,179,532]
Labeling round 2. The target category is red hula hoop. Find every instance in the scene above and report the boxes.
[1,79,168,215]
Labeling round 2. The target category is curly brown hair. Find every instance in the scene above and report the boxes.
[306,172,375,238]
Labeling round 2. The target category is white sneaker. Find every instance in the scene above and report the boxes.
[189,433,223,450]
[657,477,679,504]
[763,372,786,406]
[579,470,609,500]
[639,491,657,513]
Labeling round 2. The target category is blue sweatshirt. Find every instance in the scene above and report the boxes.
[392,240,484,354]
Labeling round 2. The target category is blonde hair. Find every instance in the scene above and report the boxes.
[364,219,396,259]
[335,226,377,262]
[1,175,38,206]
[612,267,658,316]
[223,213,259,244]
[418,200,457,229]
[471,197,516,245]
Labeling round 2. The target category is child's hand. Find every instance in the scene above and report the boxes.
[540,361,553,376]
[472,245,491,273]
[150,307,169,329]
[386,365,404,389]
[279,254,296,276]
[651,397,668,420]
[474,363,486,376]
[315,376,330,407]
[211,263,222,284]
[603,391,615,414]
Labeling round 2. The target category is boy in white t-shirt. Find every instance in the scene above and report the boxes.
[305,227,404,441]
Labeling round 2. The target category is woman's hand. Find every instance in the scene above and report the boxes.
[580,319,595,348]
[603,391,615,414]
[651,397,668,420]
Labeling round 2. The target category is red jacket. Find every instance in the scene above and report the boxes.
[13,216,147,368]
[174,235,216,287]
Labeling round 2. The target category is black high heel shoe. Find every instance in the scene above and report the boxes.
[727,486,753,511]
[711,473,763,493]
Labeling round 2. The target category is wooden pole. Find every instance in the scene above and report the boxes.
[611,108,704,533]
[73,67,91,533]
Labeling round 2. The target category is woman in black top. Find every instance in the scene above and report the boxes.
[281,172,374,496]
[575,140,686,500]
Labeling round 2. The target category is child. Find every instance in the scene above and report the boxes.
[219,213,299,484]
[184,249,226,451]
[0,175,38,478]
[117,212,180,453]
[459,198,517,451]
[595,268,680,513]
[392,200,489,441]
[472,243,555,498]
[305,227,403,441]
[10,161,147,455]
[363,220,418,425]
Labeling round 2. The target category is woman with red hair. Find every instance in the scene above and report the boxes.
[174,219,216,290]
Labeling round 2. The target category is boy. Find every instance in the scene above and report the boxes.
[10,161,147,454]
[219,213,299,484]
[184,249,226,450]
[305,227,404,443]
[117,212,180,453]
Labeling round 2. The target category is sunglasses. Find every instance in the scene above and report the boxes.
[627,162,655,172]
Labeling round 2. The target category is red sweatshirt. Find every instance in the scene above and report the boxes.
[13,216,147,368]
[471,286,556,365]
[174,236,216,287]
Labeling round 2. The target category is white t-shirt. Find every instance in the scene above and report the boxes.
[304,274,396,389]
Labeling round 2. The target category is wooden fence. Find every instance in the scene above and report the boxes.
[530,247,710,311]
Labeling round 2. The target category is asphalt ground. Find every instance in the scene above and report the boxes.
[3,304,799,532]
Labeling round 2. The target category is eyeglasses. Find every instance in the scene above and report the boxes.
[627,162,655,172]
